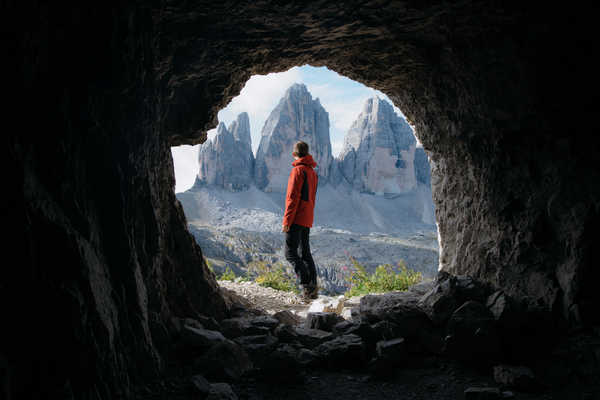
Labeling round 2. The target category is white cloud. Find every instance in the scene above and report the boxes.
[171,145,198,193]
[216,67,303,154]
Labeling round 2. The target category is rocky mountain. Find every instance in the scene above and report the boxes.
[196,112,254,190]
[337,97,417,195]
[254,83,333,192]
[414,146,431,186]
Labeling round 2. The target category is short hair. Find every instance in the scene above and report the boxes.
[293,141,309,157]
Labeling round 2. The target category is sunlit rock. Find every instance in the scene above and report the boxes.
[196,112,254,191]
[338,97,417,195]
[254,83,333,192]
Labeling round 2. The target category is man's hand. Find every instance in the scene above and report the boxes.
[282,225,290,233]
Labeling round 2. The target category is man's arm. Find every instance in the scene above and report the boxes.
[282,167,302,230]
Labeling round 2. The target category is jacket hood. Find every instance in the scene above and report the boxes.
[292,154,317,168]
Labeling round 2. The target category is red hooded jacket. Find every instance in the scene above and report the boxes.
[283,154,318,228]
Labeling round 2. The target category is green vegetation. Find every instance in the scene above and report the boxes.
[248,260,299,293]
[219,266,236,281]
[204,258,214,273]
[344,256,422,297]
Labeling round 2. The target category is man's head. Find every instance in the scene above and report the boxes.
[292,141,309,159]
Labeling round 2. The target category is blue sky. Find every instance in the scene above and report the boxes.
[171,65,409,193]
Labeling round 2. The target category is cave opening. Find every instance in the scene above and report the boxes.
[171,65,440,303]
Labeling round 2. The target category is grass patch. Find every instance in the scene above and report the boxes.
[344,256,422,297]
[249,261,299,293]
[219,266,236,281]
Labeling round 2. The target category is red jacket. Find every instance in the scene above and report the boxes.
[283,154,318,228]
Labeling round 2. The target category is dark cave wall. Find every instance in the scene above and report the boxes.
[4,1,598,399]
[4,2,227,398]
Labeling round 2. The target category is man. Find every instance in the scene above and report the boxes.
[282,141,319,301]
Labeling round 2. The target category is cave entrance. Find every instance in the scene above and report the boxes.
[171,65,439,312]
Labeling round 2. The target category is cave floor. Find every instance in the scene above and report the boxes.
[233,365,555,400]
[134,358,588,400]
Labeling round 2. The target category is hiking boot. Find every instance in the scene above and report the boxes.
[302,284,318,300]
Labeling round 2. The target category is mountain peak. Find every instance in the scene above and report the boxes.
[255,83,332,192]
[229,112,251,145]
[284,83,310,98]
[196,115,254,191]
[338,96,417,195]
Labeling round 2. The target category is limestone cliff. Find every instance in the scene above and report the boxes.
[338,97,417,195]
[196,112,254,191]
[254,83,333,192]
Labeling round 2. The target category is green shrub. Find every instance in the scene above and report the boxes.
[219,266,236,281]
[250,261,298,293]
[344,257,422,297]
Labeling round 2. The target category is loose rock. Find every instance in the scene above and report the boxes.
[195,340,253,381]
[314,334,367,368]
[493,364,536,391]
[305,312,345,331]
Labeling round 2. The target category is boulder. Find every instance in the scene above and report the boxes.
[418,277,459,326]
[220,317,271,339]
[341,307,354,320]
[259,344,306,382]
[314,334,367,369]
[249,315,280,330]
[308,296,345,314]
[180,325,227,349]
[359,291,423,325]
[359,291,440,354]
[195,340,253,381]
[305,312,345,331]
[233,334,279,367]
[407,279,435,296]
[274,325,334,348]
[419,273,490,326]
[444,301,501,363]
[493,364,536,392]
[293,327,334,348]
[333,320,377,348]
[370,320,402,341]
[272,310,301,326]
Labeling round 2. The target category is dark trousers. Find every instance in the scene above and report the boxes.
[284,224,317,286]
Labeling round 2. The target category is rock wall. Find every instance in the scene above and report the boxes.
[255,83,333,192]
[338,97,417,194]
[196,113,254,190]
[6,1,598,398]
